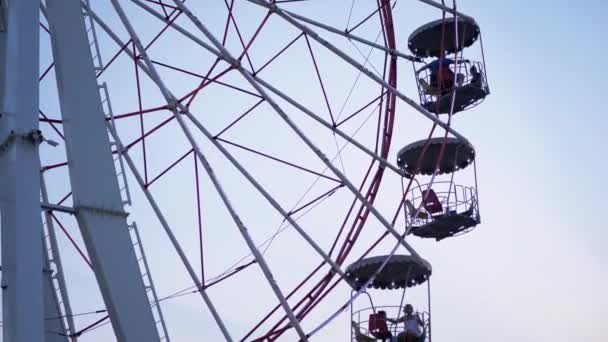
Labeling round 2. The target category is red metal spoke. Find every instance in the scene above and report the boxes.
[95,9,183,79]
[73,315,110,337]
[222,0,256,71]
[150,60,260,100]
[142,11,183,52]
[145,148,194,187]
[50,213,93,270]
[39,110,64,139]
[290,232,391,333]
[56,192,72,206]
[242,154,380,340]
[215,137,342,183]
[39,62,54,81]
[185,58,222,108]
[335,91,386,128]
[250,2,398,338]
[39,22,50,34]
[111,104,168,121]
[37,1,416,339]
[236,10,272,64]
[346,1,388,34]
[214,99,264,138]
[255,33,304,75]
[304,35,336,126]
[141,0,177,16]
[95,40,132,78]
[124,115,175,151]
[42,161,68,172]
[178,70,257,104]
[260,172,382,340]
[240,262,326,342]
[222,0,234,46]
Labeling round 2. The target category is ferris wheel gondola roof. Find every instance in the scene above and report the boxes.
[408,17,480,58]
[396,137,475,176]
[345,255,432,290]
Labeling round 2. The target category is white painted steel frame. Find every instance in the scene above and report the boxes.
[82,0,455,338]
[129,0,408,179]
[248,0,469,144]
[272,6,420,62]
[0,1,45,341]
[128,222,171,341]
[80,6,234,340]
[126,2,352,285]
[168,0,424,260]
[105,123,234,342]
[127,1,421,260]
[41,174,76,342]
[107,0,385,289]
[45,0,161,340]
[108,0,308,338]
[83,3,362,338]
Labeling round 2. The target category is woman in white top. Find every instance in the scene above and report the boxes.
[387,304,424,342]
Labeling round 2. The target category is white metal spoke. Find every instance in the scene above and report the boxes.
[81,3,234,341]
[105,0,353,284]
[248,0,469,144]
[272,6,419,62]
[106,1,309,339]
[128,0,408,177]
[167,0,424,260]
[105,123,234,342]
[183,112,349,278]
[46,0,163,338]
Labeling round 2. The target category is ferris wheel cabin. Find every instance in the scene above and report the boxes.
[397,138,480,241]
[409,17,490,114]
[347,255,432,342]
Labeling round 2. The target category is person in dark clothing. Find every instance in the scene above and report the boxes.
[418,57,469,94]
[470,65,483,87]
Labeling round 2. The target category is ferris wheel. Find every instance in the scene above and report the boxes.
[0,0,489,341]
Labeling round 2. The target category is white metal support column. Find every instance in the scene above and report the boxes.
[0,0,45,341]
[46,0,161,341]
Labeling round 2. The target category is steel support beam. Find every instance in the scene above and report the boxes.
[0,0,45,341]
[41,173,77,342]
[46,0,161,340]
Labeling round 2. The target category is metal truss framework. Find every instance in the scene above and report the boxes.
[0,0,474,341]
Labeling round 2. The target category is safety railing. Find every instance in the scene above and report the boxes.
[352,305,430,342]
[415,59,488,110]
[406,181,478,227]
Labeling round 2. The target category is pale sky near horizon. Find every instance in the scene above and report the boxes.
[2,0,607,341]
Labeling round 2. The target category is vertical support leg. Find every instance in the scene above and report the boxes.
[46,0,161,340]
[0,0,45,341]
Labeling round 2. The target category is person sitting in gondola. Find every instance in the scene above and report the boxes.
[418,57,469,95]
[387,304,424,342]
[470,65,483,88]
[351,321,376,342]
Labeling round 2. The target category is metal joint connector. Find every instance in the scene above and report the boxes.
[23,129,44,145]
[0,130,17,154]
